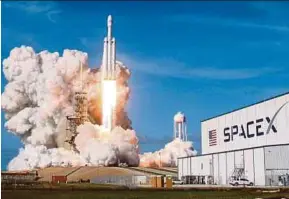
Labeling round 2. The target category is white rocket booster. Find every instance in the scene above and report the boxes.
[102,15,116,80]
[101,15,117,131]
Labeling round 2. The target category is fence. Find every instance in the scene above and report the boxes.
[90,175,150,187]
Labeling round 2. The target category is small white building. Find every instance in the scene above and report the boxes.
[178,92,289,186]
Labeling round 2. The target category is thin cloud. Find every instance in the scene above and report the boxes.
[249,2,289,18]
[47,10,62,23]
[171,14,289,32]
[79,36,102,50]
[118,54,282,80]
[200,86,289,98]
[235,22,289,32]
[4,1,61,23]
[187,67,280,80]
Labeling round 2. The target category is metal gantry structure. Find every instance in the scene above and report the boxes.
[229,164,245,181]
[65,62,89,152]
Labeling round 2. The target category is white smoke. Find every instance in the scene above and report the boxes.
[8,145,86,171]
[2,46,139,170]
[8,124,140,171]
[75,124,139,166]
[2,46,196,171]
[2,46,87,149]
[139,138,197,167]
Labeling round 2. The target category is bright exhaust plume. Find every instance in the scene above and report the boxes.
[102,80,117,131]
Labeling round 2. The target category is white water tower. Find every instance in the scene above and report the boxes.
[173,112,187,141]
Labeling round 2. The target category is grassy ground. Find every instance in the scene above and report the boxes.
[1,183,126,190]
[2,188,289,199]
[2,183,289,199]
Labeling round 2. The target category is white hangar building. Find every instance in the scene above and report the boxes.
[178,92,289,186]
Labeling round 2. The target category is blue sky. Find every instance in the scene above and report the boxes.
[1,1,289,168]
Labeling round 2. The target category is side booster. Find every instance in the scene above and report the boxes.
[102,15,116,80]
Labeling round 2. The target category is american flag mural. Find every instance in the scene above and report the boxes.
[209,129,217,146]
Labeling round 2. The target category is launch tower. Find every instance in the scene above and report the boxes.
[65,62,88,152]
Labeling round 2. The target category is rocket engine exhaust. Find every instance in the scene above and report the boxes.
[102,80,116,131]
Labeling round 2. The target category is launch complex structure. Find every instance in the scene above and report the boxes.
[65,15,117,152]
[65,62,89,152]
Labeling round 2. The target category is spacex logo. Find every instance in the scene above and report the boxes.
[223,117,277,142]
[224,101,288,143]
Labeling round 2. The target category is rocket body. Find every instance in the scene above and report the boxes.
[102,15,116,80]
[101,15,117,131]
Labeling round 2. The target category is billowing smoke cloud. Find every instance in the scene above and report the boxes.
[2,46,196,171]
[8,145,86,171]
[139,138,197,167]
[75,124,139,166]
[2,46,137,170]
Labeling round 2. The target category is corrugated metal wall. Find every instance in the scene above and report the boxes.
[212,154,219,184]
[264,145,289,186]
[244,149,254,184]
[265,145,289,169]
[218,153,226,184]
[178,144,289,186]
[226,152,234,183]
[253,147,265,185]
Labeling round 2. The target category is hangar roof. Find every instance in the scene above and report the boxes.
[201,91,289,123]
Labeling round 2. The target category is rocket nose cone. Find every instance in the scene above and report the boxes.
[107,15,112,25]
